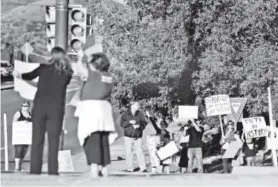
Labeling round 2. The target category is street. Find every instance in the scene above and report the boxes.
[0,78,82,171]
[1,172,278,186]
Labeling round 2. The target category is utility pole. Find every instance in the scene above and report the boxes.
[55,0,69,50]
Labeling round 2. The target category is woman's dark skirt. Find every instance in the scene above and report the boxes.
[178,143,188,168]
[83,131,111,166]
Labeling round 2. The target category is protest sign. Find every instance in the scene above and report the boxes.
[14,60,39,100]
[58,150,74,172]
[242,117,267,139]
[178,105,198,119]
[222,140,243,159]
[157,141,179,161]
[12,121,32,145]
[266,125,278,150]
[205,95,231,117]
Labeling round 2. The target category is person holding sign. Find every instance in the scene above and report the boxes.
[13,101,32,172]
[13,47,73,175]
[186,119,204,173]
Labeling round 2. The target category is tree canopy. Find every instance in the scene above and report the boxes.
[2,0,278,120]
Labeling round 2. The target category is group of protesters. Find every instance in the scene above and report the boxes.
[12,35,268,178]
[119,102,266,174]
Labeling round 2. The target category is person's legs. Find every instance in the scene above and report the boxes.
[124,137,134,171]
[14,145,22,171]
[246,157,255,166]
[46,114,63,175]
[195,147,203,173]
[100,132,110,177]
[187,148,194,173]
[222,158,229,173]
[30,109,47,174]
[134,138,147,171]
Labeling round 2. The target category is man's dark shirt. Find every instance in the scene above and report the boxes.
[187,126,204,148]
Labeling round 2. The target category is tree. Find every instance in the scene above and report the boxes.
[192,0,278,119]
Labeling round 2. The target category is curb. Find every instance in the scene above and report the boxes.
[1,85,14,91]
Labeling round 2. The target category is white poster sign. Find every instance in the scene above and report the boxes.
[157,141,179,161]
[266,126,278,150]
[58,150,74,172]
[242,117,267,139]
[178,105,198,119]
[12,121,32,145]
[205,95,231,116]
[14,60,39,100]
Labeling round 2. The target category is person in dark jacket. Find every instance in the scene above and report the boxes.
[120,101,147,172]
[13,47,73,175]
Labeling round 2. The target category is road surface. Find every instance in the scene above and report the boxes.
[1,172,278,186]
[0,78,82,171]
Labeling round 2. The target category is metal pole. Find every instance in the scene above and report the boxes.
[4,113,9,171]
[268,87,278,167]
[55,0,69,50]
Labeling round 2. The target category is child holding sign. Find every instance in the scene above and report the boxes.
[13,101,32,171]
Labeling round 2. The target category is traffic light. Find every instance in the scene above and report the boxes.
[45,6,56,52]
[69,8,87,52]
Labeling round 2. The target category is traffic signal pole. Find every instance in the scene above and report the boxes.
[55,0,69,50]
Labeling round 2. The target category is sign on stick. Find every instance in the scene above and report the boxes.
[205,95,232,116]
[242,117,267,139]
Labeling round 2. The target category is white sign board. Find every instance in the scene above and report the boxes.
[12,121,32,145]
[157,141,179,161]
[58,150,74,172]
[205,95,231,116]
[14,60,39,100]
[178,105,198,119]
[266,126,278,150]
[242,117,267,139]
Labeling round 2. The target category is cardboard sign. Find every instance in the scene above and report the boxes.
[58,150,74,172]
[242,117,267,139]
[229,98,247,123]
[222,140,243,159]
[266,126,278,150]
[178,105,198,119]
[12,121,32,145]
[205,95,232,116]
[157,141,179,161]
[14,60,39,100]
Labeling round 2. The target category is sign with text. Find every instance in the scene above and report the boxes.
[266,125,278,150]
[12,121,32,145]
[242,117,267,139]
[178,105,198,119]
[205,95,232,116]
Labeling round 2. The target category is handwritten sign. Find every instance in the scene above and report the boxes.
[205,95,232,116]
[14,60,39,100]
[242,117,267,139]
[12,121,32,145]
[178,105,198,119]
[266,126,278,150]
[58,150,74,172]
